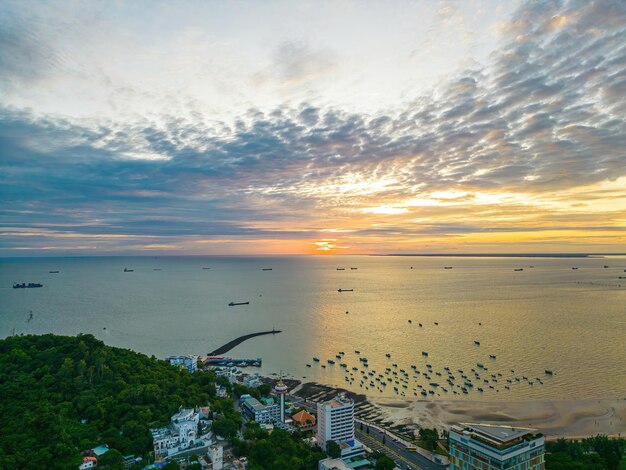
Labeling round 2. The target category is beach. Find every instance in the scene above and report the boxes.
[372,397,626,439]
[290,380,626,439]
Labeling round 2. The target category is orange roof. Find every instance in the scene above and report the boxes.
[291,410,316,425]
[83,456,97,462]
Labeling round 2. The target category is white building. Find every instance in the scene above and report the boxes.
[317,395,364,458]
[151,408,209,460]
[243,373,262,388]
[209,445,223,470]
[167,355,198,373]
[318,457,352,470]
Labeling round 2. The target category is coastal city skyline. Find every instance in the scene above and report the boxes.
[2,2,625,468]
[2,0,625,256]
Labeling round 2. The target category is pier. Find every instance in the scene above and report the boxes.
[208,328,281,355]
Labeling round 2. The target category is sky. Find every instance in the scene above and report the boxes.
[1,0,625,256]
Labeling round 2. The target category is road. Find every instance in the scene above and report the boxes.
[291,396,446,470]
[355,425,444,470]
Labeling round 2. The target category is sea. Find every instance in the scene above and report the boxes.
[1,255,625,401]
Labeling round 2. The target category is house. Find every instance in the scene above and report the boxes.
[91,445,109,457]
[151,408,212,461]
[79,456,97,470]
[167,355,198,373]
[292,410,316,431]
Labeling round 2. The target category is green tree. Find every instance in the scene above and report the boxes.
[211,417,239,440]
[419,428,438,450]
[326,440,341,458]
[372,452,395,470]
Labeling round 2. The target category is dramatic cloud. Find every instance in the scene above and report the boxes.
[0,0,625,255]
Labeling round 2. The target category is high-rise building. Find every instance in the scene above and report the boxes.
[448,423,545,470]
[316,394,364,458]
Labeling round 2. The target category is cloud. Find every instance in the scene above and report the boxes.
[1,0,625,254]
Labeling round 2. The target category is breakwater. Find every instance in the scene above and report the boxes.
[209,329,281,355]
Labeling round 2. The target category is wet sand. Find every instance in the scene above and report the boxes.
[292,380,626,439]
[373,397,626,439]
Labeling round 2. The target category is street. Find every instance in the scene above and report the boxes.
[291,395,446,470]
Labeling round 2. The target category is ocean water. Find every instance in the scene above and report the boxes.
[1,255,625,401]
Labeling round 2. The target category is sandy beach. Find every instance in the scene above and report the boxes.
[290,380,626,439]
[372,397,626,439]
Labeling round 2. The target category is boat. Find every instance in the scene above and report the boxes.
[202,267,211,270]
[153,268,162,271]
[262,268,273,271]
[355,350,360,354]
[385,353,391,358]
[313,357,320,362]
[418,323,422,327]
[328,359,335,364]
[337,288,354,292]
[336,268,345,271]
[514,268,523,271]
[572,267,578,270]
[321,365,326,368]
[604,265,609,268]
[350,267,358,270]
[408,319,412,323]
[123,268,134,272]
[489,354,497,359]
[474,340,480,346]
[48,271,60,274]
[228,301,250,306]
[434,322,439,325]
[13,283,43,289]
[444,266,453,269]
[422,351,428,356]
[545,369,553,375]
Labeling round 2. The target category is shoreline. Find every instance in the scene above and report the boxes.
[285,380,626,439]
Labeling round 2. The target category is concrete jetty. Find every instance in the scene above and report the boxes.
[208,328,281,355]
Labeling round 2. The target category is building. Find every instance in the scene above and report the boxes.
[243,373,262,388]
[318,457,351,470]
[274,379,289,422]
[167,355,198,373]
[317,395,364,458]
[208,445,223,470]
[448,423,545,470]
[292,409,316,431]
[240,395,281,424]
[78,456,97,470]
[151,408,210,461]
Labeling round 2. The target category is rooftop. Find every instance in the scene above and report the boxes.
[91,445,109,457]
[329,395,353,408]
[459,423,537,444]
[171,408,197,422]
[292,409,316,425]
[242,396,267,412]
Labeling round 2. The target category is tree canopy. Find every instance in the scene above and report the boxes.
[0,334,217,469]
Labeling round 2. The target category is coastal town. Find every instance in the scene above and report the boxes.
[77,353,549,470]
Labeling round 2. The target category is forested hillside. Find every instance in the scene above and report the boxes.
[0,334,217,469]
